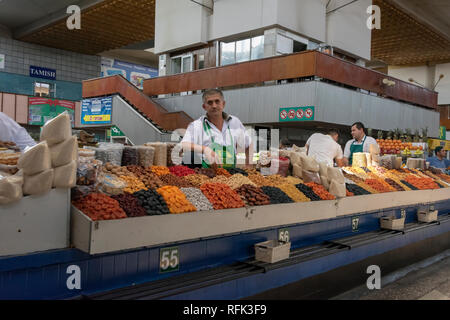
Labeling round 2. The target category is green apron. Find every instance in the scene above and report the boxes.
[349,136,367,166]
[202,119,236,168]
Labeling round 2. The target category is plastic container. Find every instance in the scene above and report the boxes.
[255,240,291,263]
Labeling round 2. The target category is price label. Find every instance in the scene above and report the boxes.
[278,229,290,243]
[400,209,406,218]
[352,217,360,232]
[430,204,435,211]
[160,247,179,273]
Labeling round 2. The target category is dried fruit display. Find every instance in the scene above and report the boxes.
[111,194,147,217]
[151,165,171,176]
[200,183,245,210]
[304,182,336,200]
[260,186,294,204]
[156,185,197,214]
[235,184,271,206]
[119,175,148,194]
[133,189,171,215]
[169,165,196,177]
[73,193,127,221]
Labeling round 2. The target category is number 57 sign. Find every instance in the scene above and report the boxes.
[160,247,180,273]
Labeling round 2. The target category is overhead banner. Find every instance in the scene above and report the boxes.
[81,96,112,125]
[28,97,75,126]
[101,58,158,89]
[279,106,315,122]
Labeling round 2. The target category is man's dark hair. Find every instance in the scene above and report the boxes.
[202,89,224,103]
[351,122,365,133]
[280,139,291,147]
[435,146,443,154]
[328,129,339,137]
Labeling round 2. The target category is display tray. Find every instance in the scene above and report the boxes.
[0,188,71,257]
[71,188,450,255]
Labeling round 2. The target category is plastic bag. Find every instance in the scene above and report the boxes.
[53,160,77,188]
[95,143,124,166]
[269,157,290,177]
[40,111,72,146]
[302,170,321,184]
[329,179,346,198]
[137,146,155,167]
[121,146,138,166]
[50,136,78,167]
[301,155,319,172]
[71,185,99,202]
[327,167,345,184]
[23,168,53,195]
[166,143,177,167]
[293,164,303,178]
[319,162,328,178]
[0,172,23,205]
[98,173,127,196]
[352,152,367,167]
[380,155,394,169]
[145,142,167,166]
[320,175,330,190]
[17,141,52,176]
[77,158,102,186]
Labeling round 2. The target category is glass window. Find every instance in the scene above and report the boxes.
[182,56,192,73]
[236,39,250,63]
[172,57,182,74]
[251,36,264,60]
[221,41,235,66]
[34,82,51,97]
[198,54,205,69]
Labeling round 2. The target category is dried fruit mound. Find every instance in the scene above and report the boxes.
[215,167,231,177]
[225,174,256,189]
[260,186,294,204]
[156,186,197,214]
[133,189,170,215]
[151,165,171,176]
[226,167,248,176]
[400,180,419,190]
[346,183,371,195]
[200,183,245,210]
[180,187,214,211]
[73,193,127,221]
[183,174,210,187]
[295,183,322,201]
[304,182,336,200]
[404,177,440,190]
[384,179,405,191]
[119,175,148,194]
[285,176,304,185]
[194,167,216,178]
[235,184,271,206]
[364,179,393,193]
[169,165,196,177]
[278,183,310,202]
[111,194,147,217]
[159,174,195,188]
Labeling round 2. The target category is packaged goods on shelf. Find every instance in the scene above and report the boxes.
[40,112,72,146]
[137,146,155,167]
[23,168,53,195]
[379,155,395,169]
[95,143,124,166]
[0,173,23,205]
[166,143,179,167]
[269,157,290,177]
[17,141,52,176]
[53,160,76,188]
[50,136,78,167]
[121,146,138,166]
[145,142,167,166]
[78,148,95,159]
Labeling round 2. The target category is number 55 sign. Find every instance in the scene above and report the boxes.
[160,247,180,273]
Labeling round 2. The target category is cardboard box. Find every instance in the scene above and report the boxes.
[380,216,405,231]
[255,240,291,263]
[417,210,438,223]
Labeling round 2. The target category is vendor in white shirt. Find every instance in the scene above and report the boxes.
[0,112,36,151]
[343,122,378,166]
[306,129,344,167]
[181,89,253,168]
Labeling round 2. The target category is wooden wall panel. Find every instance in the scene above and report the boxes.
[2,93,16,120]
[15,95,29,124]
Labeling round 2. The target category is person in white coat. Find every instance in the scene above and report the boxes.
[0,112,36,151]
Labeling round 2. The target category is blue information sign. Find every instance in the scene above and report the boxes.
[81,96,113,125]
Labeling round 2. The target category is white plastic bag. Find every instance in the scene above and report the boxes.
[53,160,77,188]
[40,111,72,146]
[329,179,346,198]
[50,136,78,167]
[23,168,54,195]
[17,141,52,176]
[0,172,23,205]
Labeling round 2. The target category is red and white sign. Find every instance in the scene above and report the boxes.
[296,109,304,119]
[305,108,313,119]
[288,109,295,119]
[280,110,287,120]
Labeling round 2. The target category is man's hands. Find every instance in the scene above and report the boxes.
[203,146,222,165]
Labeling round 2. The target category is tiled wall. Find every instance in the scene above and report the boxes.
[0,36,100,83]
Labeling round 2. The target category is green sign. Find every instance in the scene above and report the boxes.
[352,217,360,232]
[111,125,125,137]
[160,247,180,273]
[28,97,75,126]
[439,126,446,140]
[278,228,290,243]
[279,106,315,122]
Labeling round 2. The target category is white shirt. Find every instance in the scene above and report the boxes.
[306,133,343,167]
[344,135,378,158]
[0,112,36,151]
[182,113,251,151]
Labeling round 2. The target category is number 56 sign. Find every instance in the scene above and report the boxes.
[160,247,180,273]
